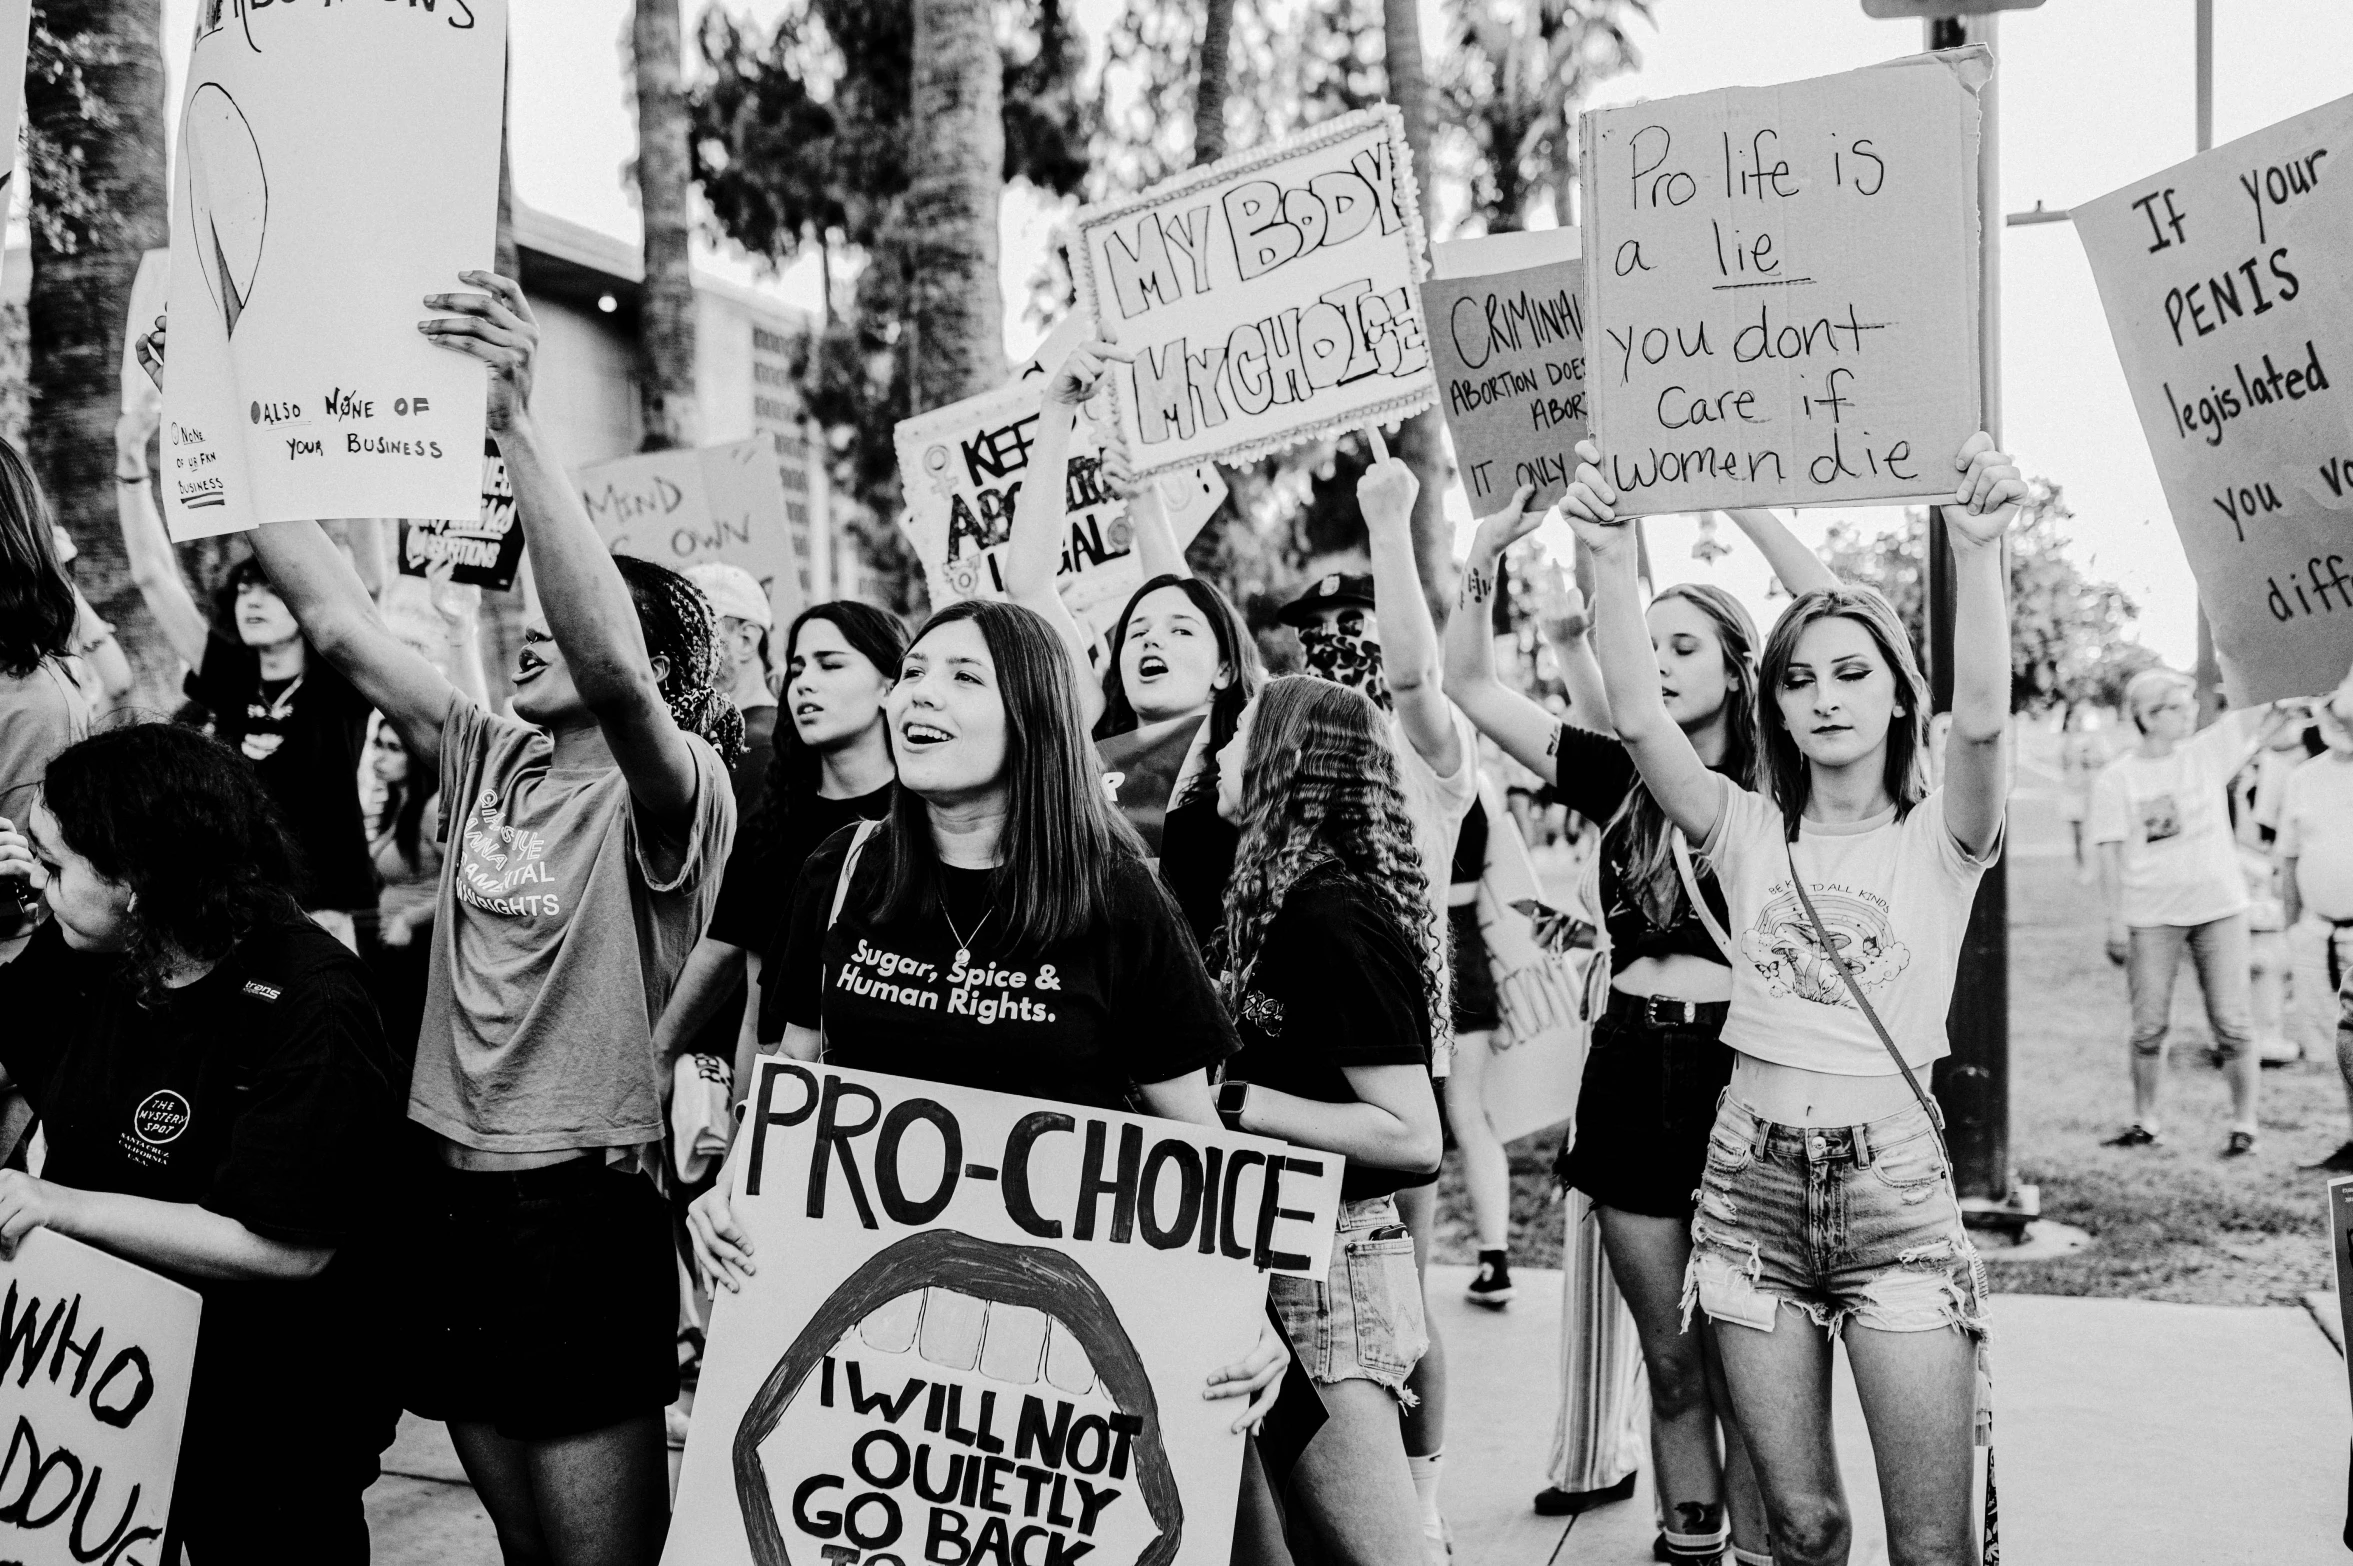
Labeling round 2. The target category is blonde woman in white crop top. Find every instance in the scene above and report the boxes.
[1561,432,2023,1566]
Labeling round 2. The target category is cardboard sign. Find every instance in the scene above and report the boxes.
[579,438,812,631]
[1423,230,1588,511]
[397,437,523,591]
[1074,105,1437,476]
[1579,50,1988,515]
[1097,713,1208,857]
[893,385,1226,647]
[2076,96,2353,706]
[0,4,26,208]
[0,1230,202,1566]
[1471,776,1600,1144]
[665,1060,1343,1566]
[160,0,506,541]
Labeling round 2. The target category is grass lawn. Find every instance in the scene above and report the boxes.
[1434,744,2344,1307]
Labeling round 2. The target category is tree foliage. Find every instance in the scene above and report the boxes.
[1814,480,2164,714]
[1439,0,1651,231]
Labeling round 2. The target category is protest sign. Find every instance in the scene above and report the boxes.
[1097,712,1207,857]
[775,429,827,604]
[0,1230,201,1566]
[1073,105,1437,477]
[579,438,812,631]
[2076,97,2353,705]
[1423,230,1587,510]
[894,386,1226,647]
[1471,775,1599,1143]
[398,437,523,591]
[0,5,24,202]
[1579,50,1988,515]
[160,0,506,542]
[666,1061,1343,1566]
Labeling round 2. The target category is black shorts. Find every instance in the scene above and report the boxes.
[1448,902,1501,1034]
[1555,997,1734,1220]
[396,1154,680,1441]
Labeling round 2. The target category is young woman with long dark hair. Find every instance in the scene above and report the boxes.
[0,438,90,868]
[1443,492,1833,1561]
[1208,673,1447,1566]
[142,274,744,1566]
[0,723,405,1563]
[1563,433,2023,1566]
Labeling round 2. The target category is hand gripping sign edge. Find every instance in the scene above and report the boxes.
[733,1227,1184,1566]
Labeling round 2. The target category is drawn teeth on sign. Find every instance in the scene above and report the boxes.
[183,83,268,338]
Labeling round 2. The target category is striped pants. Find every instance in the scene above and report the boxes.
[1546,1187,1648,1492]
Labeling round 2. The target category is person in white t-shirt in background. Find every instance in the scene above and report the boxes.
[2090,668,2304,1155]
[2282,671,2353,1171]
[1273,440,1479,1566]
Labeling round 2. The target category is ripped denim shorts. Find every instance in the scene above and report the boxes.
[1271,1194,1429,1405]
[1683,1094,1990,1344]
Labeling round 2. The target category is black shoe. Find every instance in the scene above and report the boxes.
[2301,1141,2353,1172]
[1465,1250,1514,1309]
[2101,1123,2161,1148]
[1532,1472,1637,1516]
[2223,1129,2260,1159]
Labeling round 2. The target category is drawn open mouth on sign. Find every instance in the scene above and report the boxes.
[181,82,269,338]
[734,1230,1181,1566]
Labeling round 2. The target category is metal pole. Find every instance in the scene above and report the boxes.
[2191,0,2225,723]
[1926,12,2022,1223]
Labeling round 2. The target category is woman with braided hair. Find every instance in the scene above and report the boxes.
[135,273,740,1566]
[1209,673,1446,1566]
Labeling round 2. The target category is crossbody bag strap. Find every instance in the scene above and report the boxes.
[1782,836,1944,1136]
[817,819,885,1061]
[1670,829,1736,964]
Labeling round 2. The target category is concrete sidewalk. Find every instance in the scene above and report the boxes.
[364,1267,2352,1564]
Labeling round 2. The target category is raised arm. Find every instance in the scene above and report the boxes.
[1130,479,1189,583]
[425,272,702,823]
[1359,436,1462,775]
[1443,482,1564,782]
[1939,433,2028,859]
[1006,342,1134,729]
[1724,507,1839,598]
[1560,441,1722,842]
[111,406,209,669]
[1540,583,1614,735]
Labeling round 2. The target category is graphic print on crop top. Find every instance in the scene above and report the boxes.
[1737,880,1911,1007]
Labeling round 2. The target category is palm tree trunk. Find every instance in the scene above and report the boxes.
[26,0,171,711]
[634,0,700,450]
[906,0,1005,412]
[1194,0,1233,166]
[1382,0,1455,627]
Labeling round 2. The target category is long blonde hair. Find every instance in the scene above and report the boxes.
[1218,676,1448,1055]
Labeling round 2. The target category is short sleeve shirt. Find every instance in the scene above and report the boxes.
[1390,703,1481,1032]
[2086,711,2262,928]
[411,694,735,1153]
[187,632,375,912]
[1702,781,1997,1076]
[2279,753,2353,922]
[771,827,1236,1109]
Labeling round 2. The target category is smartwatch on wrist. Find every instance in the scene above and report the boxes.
[1216,1077,1251,1133]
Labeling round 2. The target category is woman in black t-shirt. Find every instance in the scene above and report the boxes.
[693,599,1286,1405]
[1443,489,1833,1559]
[1209,674,1445,1566]
[0,724,404,1565]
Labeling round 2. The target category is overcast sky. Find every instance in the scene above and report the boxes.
[151,0,2353,662]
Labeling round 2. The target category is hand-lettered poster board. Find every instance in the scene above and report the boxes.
[579,438,812,631]
[160,1,506,540]
[0,4,26,207]
[1472,774,1599,1144]
[665,1061,1343,1566]
[1424,230,1587,511]
[0,1230,202,1566]
[894,383,1226,645]
[1073,105,1437,477]
[1579,49,1988,515]
[398,437,523,591]
[2076,96,2353,706]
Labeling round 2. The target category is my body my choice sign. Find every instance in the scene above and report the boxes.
[667,1061,1342,1566]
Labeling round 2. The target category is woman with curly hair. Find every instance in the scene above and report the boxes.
[1210,673,1446,1566]
[0,723,405,1563]
[139,272,742,1565]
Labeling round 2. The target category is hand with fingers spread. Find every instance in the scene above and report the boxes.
[1203,1317,1290,1435]
[1469,482,1544,564]
[420,271,540,431]
[1559,438,1636,558]
[1043,338,1135,412]
[1940,431,2028,548]
[1539,583,1590,646]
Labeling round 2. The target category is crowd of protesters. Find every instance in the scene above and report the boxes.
[0,271,2046,1566]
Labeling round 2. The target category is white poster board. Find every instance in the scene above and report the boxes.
[1579,50,1987,515]
[0,3,25,211]
[160,1,506,541]
[894,384,1226,646]
[1073,105,1437,477]
[1472,776,1599,1144]
[666,1060,1342,1566]
[0,1231,201,1565]
[579,438,813,631]
[2075,96,2353,706]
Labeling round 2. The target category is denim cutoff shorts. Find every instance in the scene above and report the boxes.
[1682,1094,1990,1344]
[1270,1193,1430,1404]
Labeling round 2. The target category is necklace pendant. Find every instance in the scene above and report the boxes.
[955,947,969,967]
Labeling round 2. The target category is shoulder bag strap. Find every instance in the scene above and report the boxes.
[816,819,885,1061]
[1670,829,1737,965]
[1781,834,1943,1134]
